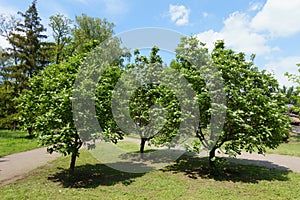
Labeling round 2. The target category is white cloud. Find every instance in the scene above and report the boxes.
[0,4,18,16]
[0,36,10,49]
[251,0,300,37]
[197,12,276,55]
[196,30,223,50]
[222,12,276,55]
[265,56,300,87]
[202,12,209,18]
[248,2,263,11]
[168,4,190,26]
[0,3,18,48]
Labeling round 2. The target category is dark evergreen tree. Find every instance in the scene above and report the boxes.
[0,0,49,130]
[0,15,19,129]
[9,0,48,81]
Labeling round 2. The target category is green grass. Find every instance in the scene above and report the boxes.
[0,130,39,157]
[266,133,300,157]
[1,142,300,199]
[89,140,184,173]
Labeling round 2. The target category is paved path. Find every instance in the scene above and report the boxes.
[126,137,300,173]
[216,152,300,173]
[0,147,60,186]
[1,141,300,187]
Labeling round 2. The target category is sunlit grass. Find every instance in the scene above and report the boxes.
[266,133,300,157]
[0,130,39,157]
[1,143,300,199]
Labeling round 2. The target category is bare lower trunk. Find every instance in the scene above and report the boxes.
[140,138,147,159]
[27,127,33,137]
[13,122,16,132]
[69,135,82,174]
[209,146,217,168]
[69,152,77,174]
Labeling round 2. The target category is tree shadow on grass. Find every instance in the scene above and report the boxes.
[119,149,186,164]
[48,162,152,188]
[22,135,35,139]
[162,154,291,183]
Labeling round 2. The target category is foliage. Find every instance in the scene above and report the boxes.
[72,13,115,53]
[285,64,300,112]
[0,14,19,40]
[286,64,300,85]
[18,34,125,171]
[8,0,49,80]
[280,86,299,104]
[108,47,183,155]
[173,37,291,165]
[0,83,17,129]
[171,36,224,164]
[18,52,85,172]
[71,36,124,145]
[0,0,49,130]
[95,65,124,143]
[212,40,290,158]
[49,13,72,64]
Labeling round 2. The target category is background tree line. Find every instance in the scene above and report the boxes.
[0,0,114,130]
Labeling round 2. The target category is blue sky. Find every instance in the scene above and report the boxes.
[0,0,299,86]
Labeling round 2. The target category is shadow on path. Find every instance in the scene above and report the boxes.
[225,157,292,172]
[162,155,291,183]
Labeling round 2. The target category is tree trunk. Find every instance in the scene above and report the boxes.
[55,39,60,64]
[12,120,17,131]
[69,152,77,174]
[209,147,217,168]
[69,136,82,173]
[140,138,147,159]
[55,52,60,64]
[27,127,32,137]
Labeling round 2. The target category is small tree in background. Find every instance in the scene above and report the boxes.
[280,86,299,106]
[72,14,115,54]
[49,14,72,64]
[285,64,300,113]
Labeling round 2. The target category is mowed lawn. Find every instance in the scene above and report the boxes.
[1,141,300,199]
[266,132,300,157]
[0,130,39,157]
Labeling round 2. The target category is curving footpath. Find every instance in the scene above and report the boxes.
[1,145,300,187]
[216,151,300,173]
[0,147,60,186]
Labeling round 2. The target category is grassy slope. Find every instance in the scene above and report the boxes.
[266,133,300,157]
[1,141,300,199]
[0,130,39,157]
